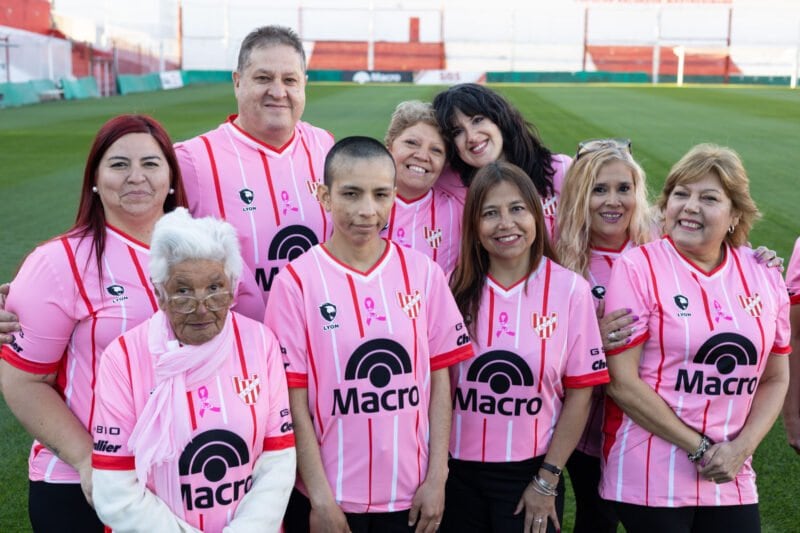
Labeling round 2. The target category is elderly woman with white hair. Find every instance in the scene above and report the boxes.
[90,208,296,533]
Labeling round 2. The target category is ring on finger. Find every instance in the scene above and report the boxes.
[607,331,617,341]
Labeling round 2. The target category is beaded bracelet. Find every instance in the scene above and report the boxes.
[688,435,712,463]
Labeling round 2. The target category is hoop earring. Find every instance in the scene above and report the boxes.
[728,225,735,234]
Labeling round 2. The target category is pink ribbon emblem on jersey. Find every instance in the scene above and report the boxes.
[397,290,422,320]
[737,293,762,318]
[364,297,387,326]
[232,375,261,406]
[396,228,410,247]
[197,385,221,417]
[713,300,733,323]
[531,312,558,339]
[423,226,442,249]
[496,311,516,338]
[281,190,299,215]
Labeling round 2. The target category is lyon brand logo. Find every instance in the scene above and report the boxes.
[674,294,689,310]
[179,429,252,511]
[106,284,125,296]
[320,303,337,322]
[239,188,255,205]
[332,338,418,415]
[591,285,606,300]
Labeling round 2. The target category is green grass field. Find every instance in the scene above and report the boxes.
[1,83,799,531]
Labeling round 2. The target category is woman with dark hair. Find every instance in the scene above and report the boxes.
[432,84,571,238]
[443,161,608,533]
[0,115,260,531]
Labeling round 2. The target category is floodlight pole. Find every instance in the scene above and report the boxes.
[367,0,375,71]
[793,18,800,89]
[652,4,662,84]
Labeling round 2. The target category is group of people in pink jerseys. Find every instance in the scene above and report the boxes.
[0,22,795,533]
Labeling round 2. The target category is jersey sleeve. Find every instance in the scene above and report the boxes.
[175,141,202,216]
[0,243,76,373]
[433,166,467,206]
[604,251,652,356]
[261,324,296,452]
[424,261,473,371]
[92,336,137,471]
[770,270,792,355]
[264,265,308,388]
[786,237,800,305]
[563,277,609,388]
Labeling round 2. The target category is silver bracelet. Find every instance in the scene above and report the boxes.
[531,475,558,496]
[688,434,712,463]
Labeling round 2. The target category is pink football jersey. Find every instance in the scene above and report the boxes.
[176,117,335,307]
[601,237,791,507]
[787,237,800,305]
[432,154,572,241]
[450,258,608,463]
[381,188,463,273]
[91,313,294,531]
[1,226,159,482]
[265,241,472,513]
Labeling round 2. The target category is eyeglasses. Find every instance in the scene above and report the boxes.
[575,138,632,160]
[166,291,233,314]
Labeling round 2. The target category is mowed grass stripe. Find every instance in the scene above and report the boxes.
[1,83,799,532]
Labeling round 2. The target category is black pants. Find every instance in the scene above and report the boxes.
[440,456,564,533]
[614,501,760,533]
[28,480,104,533]
[284,488,416,533]
[565,450,618,532]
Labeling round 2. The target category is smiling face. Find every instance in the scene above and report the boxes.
[160,259,232,346]
[95,132,171,231]
[664,172,739,268]
[388,121,446,199]
[450,108,504,170]
[478,180,536,277]
[233,44,306,148]
[589,160,636,249]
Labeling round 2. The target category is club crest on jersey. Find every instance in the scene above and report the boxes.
[542,195,558,217]
[531,312,558,339]
[306,180,321,198]
[737,293,762,318]
[239,188,255,210]
[396,290,422,319]
[591,285,606,299]
[232,375,260,405]
[423,226,442,249]
[106,284,129,303]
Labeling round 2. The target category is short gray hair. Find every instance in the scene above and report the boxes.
[149,208,243,288]
[237,25,306,73]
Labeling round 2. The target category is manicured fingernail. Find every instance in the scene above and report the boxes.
[625,338,631,345]
[627,308,632,313]
[632,316,639,322]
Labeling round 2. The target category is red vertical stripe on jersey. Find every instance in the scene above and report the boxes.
[347,274,366,338]
[416,411,422,484]
[534,418,539,457]
[128,247,158,312]
[731,249,767,372]
[259,150,281,226]
[232,315,259,450]
[367,418,374,512]
[642,248,667,394]
[645,436,654,505]
[201,135,226,219]
[538,260,552,394]
[430,189,438,263]
[396,246,419,377]
[696,400,712,505]
[387,204,398,240]
[187,391,198,431]
[119,336,133,389]
[691,272,715,332]
[486,289,495,347]
[62,238,99,428]
[604,256,614,269]
[300,133,328,239]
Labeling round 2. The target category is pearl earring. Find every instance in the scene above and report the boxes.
[168,188,175,195]
[92,186,98,193]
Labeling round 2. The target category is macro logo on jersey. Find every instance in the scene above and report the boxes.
[454,350,542,416]
[675,332,759,396]
[239,188,255,205]
[179,429,253,511]
[256,225,319,291]
[332,338,419,415]
[737,293,762,318]
[232,375,260,405]
[396,290,422,319]
[591,285,606,300]
[531,312,558,339]
[423,226,442,249]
